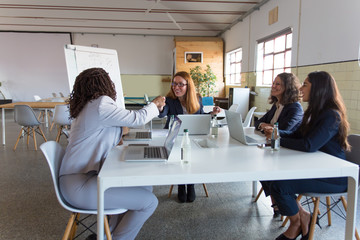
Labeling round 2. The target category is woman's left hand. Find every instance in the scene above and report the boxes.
[263,126,273,140]
[212,106,221,115]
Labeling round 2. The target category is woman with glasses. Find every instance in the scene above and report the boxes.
[158,71,220,203]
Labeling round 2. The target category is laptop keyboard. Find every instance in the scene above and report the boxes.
[246,135,259,143]
[136,132,151,139]
[144,147,162,158]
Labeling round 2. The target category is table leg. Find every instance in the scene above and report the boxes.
[45,109,49,128]
[97,178,105,240]
[252,181,257,197]
[2,108,5,145]
[345,175,358,240]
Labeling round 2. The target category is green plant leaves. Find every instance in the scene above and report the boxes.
[189,65,218,97]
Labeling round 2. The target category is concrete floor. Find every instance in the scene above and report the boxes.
[0,110,359,240]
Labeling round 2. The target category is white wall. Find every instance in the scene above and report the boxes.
[0,32,71,101]
[72,34,174,75]
[222,0,360,71]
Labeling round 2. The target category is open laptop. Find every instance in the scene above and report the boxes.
[225,110,265,146]
[123,129,152,141]
[124,116,182,161]
[177,114,211,135]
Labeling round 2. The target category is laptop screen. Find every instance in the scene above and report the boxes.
[164,116,182,153]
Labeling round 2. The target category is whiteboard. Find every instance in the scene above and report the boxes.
[64,44,125,108]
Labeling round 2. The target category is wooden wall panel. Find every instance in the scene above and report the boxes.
[175,37,225,97]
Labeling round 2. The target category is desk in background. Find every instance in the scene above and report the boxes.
[97,127,358,240]
[0,102,66,145]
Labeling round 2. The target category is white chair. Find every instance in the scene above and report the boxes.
[13,105,47,151]
[243,106,257,127]
[281,134,360,240]
[51,104,71,142]
[40,141,127,240]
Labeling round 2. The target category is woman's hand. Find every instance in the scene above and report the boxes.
[259,123,273,131]
[211,106,221,116]
[152,96,166,112]
[263,126,274,140]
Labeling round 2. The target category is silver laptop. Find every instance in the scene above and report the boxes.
[225,110,265,145]
[177,114,211,135]
[124,116,182,161]
[123,129,152,141]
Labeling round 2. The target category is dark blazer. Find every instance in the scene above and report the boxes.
[280,109,345,160]
[254,102,303,132]
[158,96,205,129]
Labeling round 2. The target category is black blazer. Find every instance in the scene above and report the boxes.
[254,102,303,132]
[158,96,205,129]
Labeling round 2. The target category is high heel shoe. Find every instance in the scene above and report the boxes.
[271,204,281,218]
[275,232,301,240]
[178,185,186,203]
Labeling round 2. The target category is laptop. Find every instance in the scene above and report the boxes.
[177,114,211,135]
[225,110,265,146]
[124,116,182,161]
[123,129,152,141]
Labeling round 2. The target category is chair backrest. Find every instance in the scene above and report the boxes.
[40,141,72,211]
[345,134,360,182]
[14,105,41,126]
[52,93,57,97]
[243,106,257,127]
[202,96,214,106]
[228,104,239,112]
[53,104,71,126]
[59,92,65,97]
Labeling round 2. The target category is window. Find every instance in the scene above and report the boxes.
[225,48,242,85]
[256,29,292,86]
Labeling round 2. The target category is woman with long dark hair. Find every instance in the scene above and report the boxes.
[60,68,166,240]
[270,71,350,240]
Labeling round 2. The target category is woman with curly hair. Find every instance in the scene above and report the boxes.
[270,71,350,240]
[255,72,304,217]
[158,71,220,203]
[59,68,166,240]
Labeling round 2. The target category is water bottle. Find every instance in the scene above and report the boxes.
[211,115,219,137]
[181,129,191,164]
[271,122,280,151]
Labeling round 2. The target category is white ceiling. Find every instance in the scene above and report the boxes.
[0,0,269,37]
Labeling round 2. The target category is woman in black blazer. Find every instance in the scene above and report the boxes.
[269,71,350,240]
[158,71,220,203]
[255,72,303,217]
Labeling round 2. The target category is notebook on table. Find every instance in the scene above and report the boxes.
[177,114,211,135]
[225,110,265,146]
[123,130,152,141]
[124,116,182,161]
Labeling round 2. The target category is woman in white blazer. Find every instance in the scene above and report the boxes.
[59,68,166,240]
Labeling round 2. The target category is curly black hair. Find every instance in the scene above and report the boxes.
[67,68,116,118]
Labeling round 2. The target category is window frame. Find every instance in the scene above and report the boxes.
[225,47,242,85]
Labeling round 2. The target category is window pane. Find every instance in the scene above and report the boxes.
[274,35,285,53]
[285,50,291,67]
[236,63,241,73]
[274,69,283,79]
[284,68,291,73]
[286,33,292,49]
[264,55,273,70]
[230,64,235,73]
[274,53,285,69]
[230,74,235,83]
[264,40,274,54]
[236,52,242,62]
[235,73,241,84]
[263,70,273,85]
[230,53,235,63]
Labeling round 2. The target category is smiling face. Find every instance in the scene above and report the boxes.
[300,77,312,102]
[271,76,285,101]
[172,76,188,98]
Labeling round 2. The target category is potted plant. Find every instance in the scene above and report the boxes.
[189,65,218,97]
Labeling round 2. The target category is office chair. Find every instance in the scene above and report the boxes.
[13,105,47,151]
[40,141,127,240]
[51,104,71,142]
[243,106,257,127]
[281,134,360,240]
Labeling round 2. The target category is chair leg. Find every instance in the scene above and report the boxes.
[27,127,30,147]
[62,213,77,240]
[253,187,263,202]
[69,213,80,240]
[13,128,24,151]
[168,185,174,198]
[104,216,113,240]
[32,128,37,150]
[309,198,320,240]
[326,196,332,226]
[56,126,63,142]
[38,126,47,142]
[202,183,209,197]
[340,196,360,240]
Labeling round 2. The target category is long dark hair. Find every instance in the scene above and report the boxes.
[269,72,301,105]
[300,71,350,151]
[68,68,116,118]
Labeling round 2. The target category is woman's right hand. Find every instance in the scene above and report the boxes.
[263,126,274,140]
[152,96,166,112]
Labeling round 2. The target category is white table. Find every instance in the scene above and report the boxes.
[97,127,359,240]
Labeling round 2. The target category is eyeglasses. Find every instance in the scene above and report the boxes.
[172,83,187,87]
